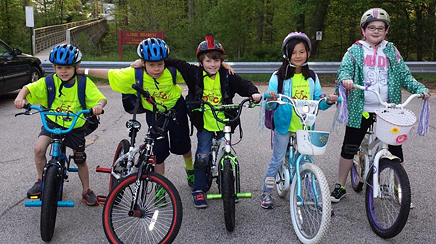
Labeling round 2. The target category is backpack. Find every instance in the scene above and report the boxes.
[45,74,98,135]
[264,69,317,130]
[122,67,177,114]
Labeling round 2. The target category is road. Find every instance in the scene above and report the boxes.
[0,85,435,244]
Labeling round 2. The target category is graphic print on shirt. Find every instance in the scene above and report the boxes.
[363,52,389,87]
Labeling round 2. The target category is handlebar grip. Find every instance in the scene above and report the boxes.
[132,84,151,98]
[263,92,273,99]
[336,97,342,103]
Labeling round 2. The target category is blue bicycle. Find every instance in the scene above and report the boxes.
[17,104,95,242]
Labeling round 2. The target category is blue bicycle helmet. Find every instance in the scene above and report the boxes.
[49,44,82,66]
[137,38,169,61]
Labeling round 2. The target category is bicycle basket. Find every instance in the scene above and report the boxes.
[296,130,329,155]
[375,108,417,145]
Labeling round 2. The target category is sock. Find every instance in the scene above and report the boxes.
[184,156,193,171]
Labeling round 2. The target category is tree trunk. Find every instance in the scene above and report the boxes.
[256,0,264,45]
[308,0,331,57]
[415,4,423,61]
[188,0,194,20]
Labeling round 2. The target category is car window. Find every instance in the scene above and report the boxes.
[0,42,11,56]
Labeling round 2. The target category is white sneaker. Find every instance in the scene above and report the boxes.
[410,202,415,209]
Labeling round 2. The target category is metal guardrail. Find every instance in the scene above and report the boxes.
[41,61,436,74]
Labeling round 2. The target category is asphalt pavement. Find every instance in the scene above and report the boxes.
[0,85,435,244]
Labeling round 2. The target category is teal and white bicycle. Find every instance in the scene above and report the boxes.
[264,93,332,244]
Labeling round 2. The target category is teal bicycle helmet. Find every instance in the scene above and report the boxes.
[49,44,82,66]
[137,38,169,61]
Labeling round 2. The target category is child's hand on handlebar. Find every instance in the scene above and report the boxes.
[92,104,104,115]
[326,94,339,105]
[251,93,262,103]
[341,79,354,90]
[423,92,431,100]
[14,99,26,109]
[265,91,277,101]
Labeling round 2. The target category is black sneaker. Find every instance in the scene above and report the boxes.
[27,179,42,198]
[330,183,346,203]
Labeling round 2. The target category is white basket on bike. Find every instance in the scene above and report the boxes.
[375,108,416,146]
[296,130,330,155]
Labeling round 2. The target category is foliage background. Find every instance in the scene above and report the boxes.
[1,0,436,63]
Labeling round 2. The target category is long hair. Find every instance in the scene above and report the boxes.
[276,38,311,81]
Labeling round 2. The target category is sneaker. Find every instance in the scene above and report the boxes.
[81,188,98,206]
[27,179,42,198]
[410,202,415,209]
[261,192,274,209]
[192,190,207,208]
[186,169,194,188]
[154,185,167,207]
[330,184,346,203]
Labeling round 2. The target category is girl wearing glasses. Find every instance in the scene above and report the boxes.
[330,8,431,204]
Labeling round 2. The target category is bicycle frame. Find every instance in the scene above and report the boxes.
[353,84,422,198]
[265,93,329,205]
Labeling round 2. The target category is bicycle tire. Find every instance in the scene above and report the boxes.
[365,158,411,238]
[103,172,183,244]
[221,159,236,232]
[205,156,213,192]
[109,139,130,191]
[276,162,290,198]
[289,163,331,244]
[350,148,364,192]
[40,165,59,242]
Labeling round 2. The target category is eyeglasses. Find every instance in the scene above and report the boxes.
[367,26,386,32]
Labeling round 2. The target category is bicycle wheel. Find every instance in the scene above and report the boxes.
[365,158,411,238]
[289,163,331,244]
[350,147,364,192]
[276,162,290,198]
[221,159,236,232]
[205,155,213,192]
[110,139,130,191]
[40,165,59,242]
[103,172,183,244]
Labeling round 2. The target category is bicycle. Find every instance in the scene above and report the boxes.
[100,84,182,244]
[348,84,423,238]
[264,93,332,244]
[188,97,258,232]
[17,104,94,242]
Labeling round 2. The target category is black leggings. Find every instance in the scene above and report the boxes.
[340,114,403,162]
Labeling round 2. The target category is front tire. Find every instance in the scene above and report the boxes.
[103,172,183,244]
[109,139,130,191]
[289,163,331,244]
[29,66,41,83]
[221,159,236,232]
[365,159,410,238]
[40,165,59,242]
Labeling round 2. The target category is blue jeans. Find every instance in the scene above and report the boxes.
[193,129,224,192]
[262,130,292,193]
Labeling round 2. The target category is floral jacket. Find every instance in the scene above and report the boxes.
[336,41,429,128]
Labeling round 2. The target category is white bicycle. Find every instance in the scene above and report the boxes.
[349,84,423,238]
[265,93,332,244]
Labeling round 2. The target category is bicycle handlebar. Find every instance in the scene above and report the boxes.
[16,104,92,135]
[353,84,423,109]
[186,98,257,124]
[132,84,168,111]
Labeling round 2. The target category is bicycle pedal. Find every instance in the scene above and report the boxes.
[68,167,78,172]
[236,192,252,198]
[207,194,222,200]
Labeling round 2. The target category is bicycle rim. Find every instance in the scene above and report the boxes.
[365,159,411,238]
[289,163,331,243]
[40,165,59,242]
[221,159,236,232]
[103,172,182,244]
[350,152,364,192]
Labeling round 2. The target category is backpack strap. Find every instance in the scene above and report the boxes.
[167,66,177,85]
[45,74,56,109]
[46,74,87,110]
[77,75,87,110]
[308,69,317,81]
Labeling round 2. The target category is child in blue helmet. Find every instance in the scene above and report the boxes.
[82,38,194,184]
[14,44,107,206]
[260,32,337,209]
